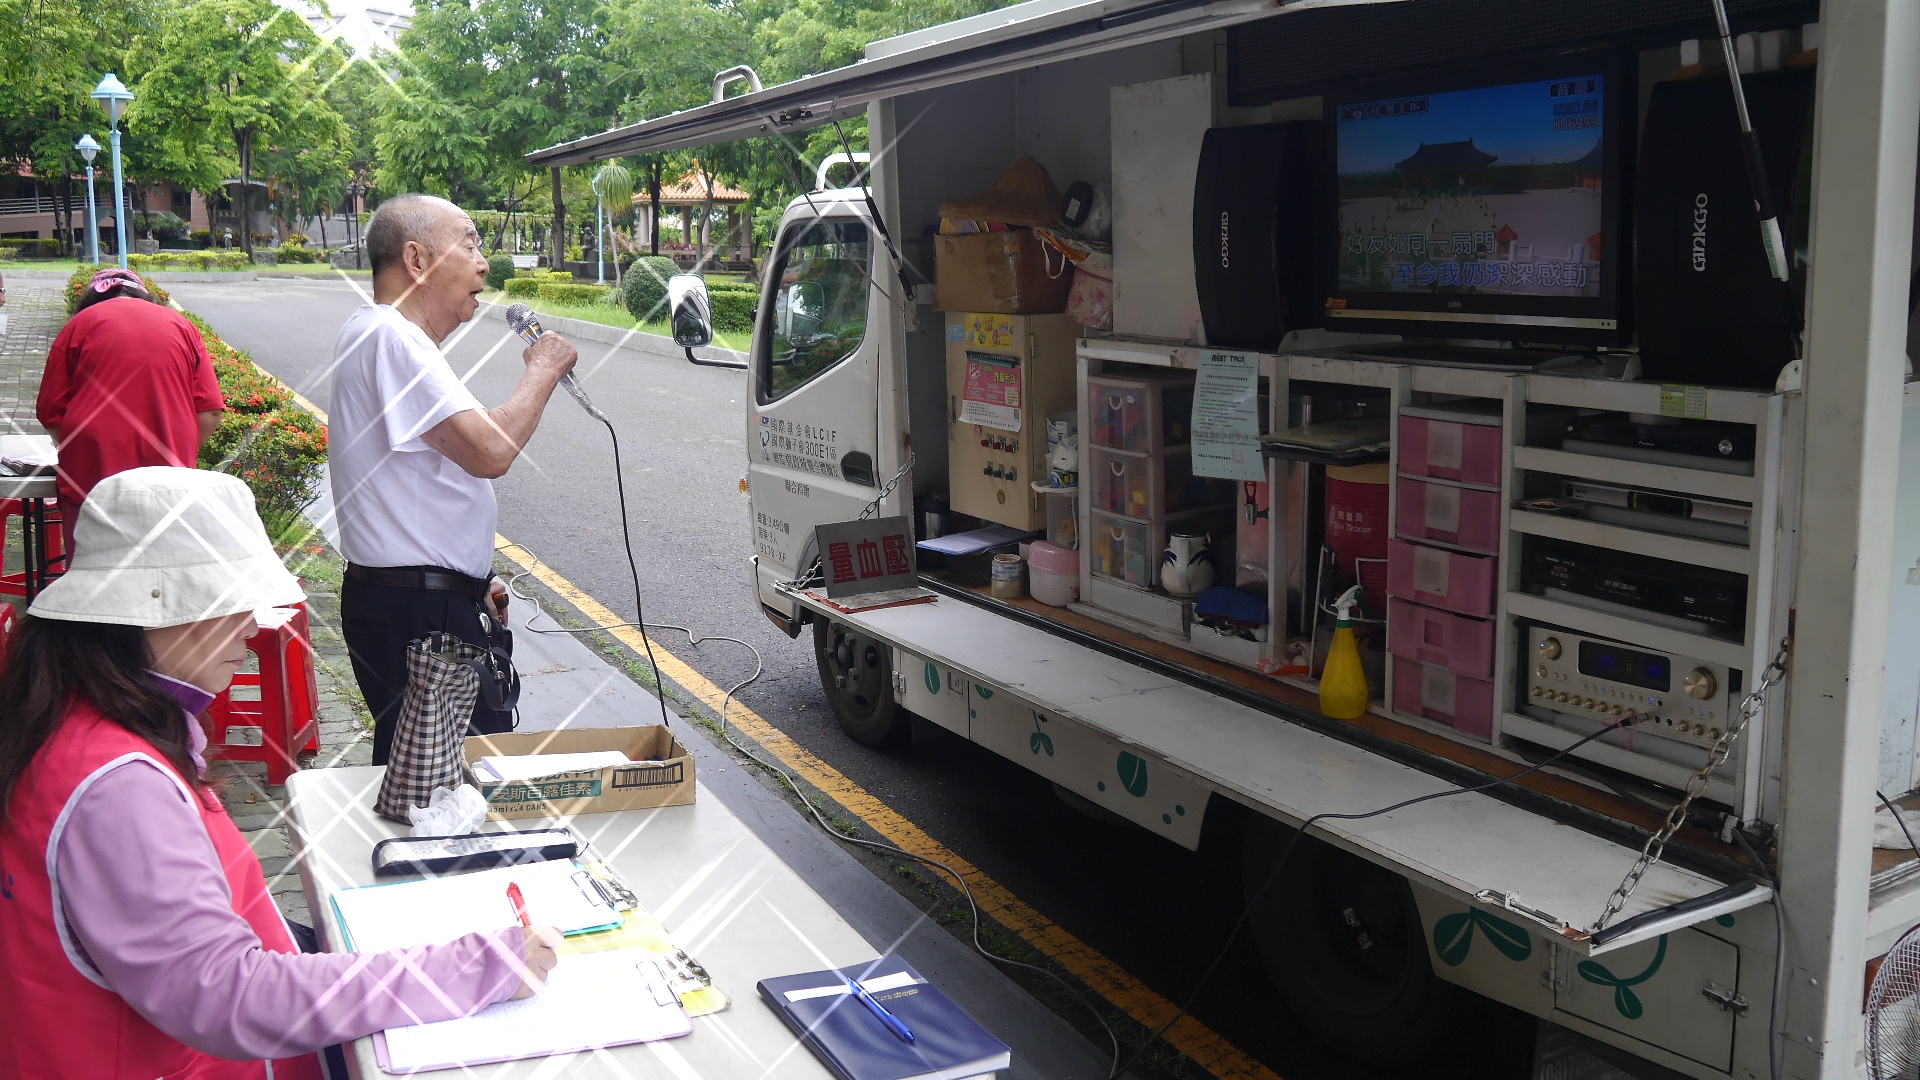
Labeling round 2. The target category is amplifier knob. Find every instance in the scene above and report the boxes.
[1708,727,1722,739]
[1611,704,1625,716]
[1676,721,1693,734]
[1531,686,1544,697]
[1684,668,1718,700]
[1555,692,1570,704]
[1582,697,1597,710]
[1538,637,1562,660]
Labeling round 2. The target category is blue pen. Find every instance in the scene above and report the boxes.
[845,974,915,1043]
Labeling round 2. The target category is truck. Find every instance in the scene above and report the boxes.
[529,1,1920,1076]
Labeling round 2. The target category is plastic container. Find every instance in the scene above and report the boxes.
[1319,585,1370,720]
[1090,512,1153,587]
[1027,541,1079,606]
[1037,486,1078,548]
[1386,597,1495,679]
[990,553,1026,599]
[1395,477,1502,554]
[1392,656,1495,740]
[1398,403,1505,488]
[1087,372,1194,453]
[1386,539,1497,617]
[1090,447,1234,519]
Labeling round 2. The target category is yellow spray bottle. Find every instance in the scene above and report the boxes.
[1319,584,1370,720]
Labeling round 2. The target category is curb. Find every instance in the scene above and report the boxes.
[475,300,749,366]
[0,267,263,282]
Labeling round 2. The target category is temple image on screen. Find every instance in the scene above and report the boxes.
[1335,75,1606,299]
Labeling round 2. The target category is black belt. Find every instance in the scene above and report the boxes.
[346,563,494,602]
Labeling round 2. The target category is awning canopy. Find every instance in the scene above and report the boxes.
[527,0,1404,165]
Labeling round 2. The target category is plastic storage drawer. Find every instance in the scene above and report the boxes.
[1395,477,1502,554]
[1387,597,1495,678]
[1392,656,1495,740]
[1386,539,1497,617]
[1090,447,1233,519]
[1090,508,1230,591]
[1087,373,1193,453]
[1397,405,1504,488]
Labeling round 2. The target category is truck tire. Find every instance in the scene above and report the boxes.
[1241,817,1455,1066]
[814,618,907,747]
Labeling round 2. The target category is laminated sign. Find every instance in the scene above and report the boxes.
[961,353,1022,431]
[815,515,918,598]
[1191,351,1264,481]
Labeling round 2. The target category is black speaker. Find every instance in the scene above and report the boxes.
[1193,121,1332,351]
[1634,66,1814,389]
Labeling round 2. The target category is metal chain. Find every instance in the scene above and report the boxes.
[1590,638,1791,932]
[776,453,917,592]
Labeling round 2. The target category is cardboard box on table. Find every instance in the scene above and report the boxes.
[462,726,694,820]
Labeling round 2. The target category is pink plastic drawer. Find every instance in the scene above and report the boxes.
[1387,598,1494,678]
[1398,413,1504,487]
[1386,539,1496,617]
[1392,656,1495,740]
[1395,477,1501,554]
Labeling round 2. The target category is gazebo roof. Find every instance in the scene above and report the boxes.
[637,163,749,207]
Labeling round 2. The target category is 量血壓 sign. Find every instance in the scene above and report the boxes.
[814,515,918,598]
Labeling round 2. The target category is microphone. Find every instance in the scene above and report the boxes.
[504,302,606,421]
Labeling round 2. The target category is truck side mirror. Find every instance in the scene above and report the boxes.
[669,273,749,370]
[668,274,713,350]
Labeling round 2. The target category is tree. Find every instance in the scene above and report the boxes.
[0,0,169,255]
[133,0,326,254]
[378,0,627,264]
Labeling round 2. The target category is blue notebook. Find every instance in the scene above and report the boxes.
[758,955,1011,1080]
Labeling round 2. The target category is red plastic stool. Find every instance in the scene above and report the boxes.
[205,604,320,785]
[0,497,66,600]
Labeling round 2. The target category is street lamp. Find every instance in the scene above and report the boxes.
[75,134,101,265]
[90,73,134,270]
[346,179,363,269]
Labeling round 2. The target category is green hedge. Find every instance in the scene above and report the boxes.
[274,242,318,264]
[621,255,680,322]
[709,288,758,333]
[0,238,62,258]
[536,282,612,306]
[502,276,542,298]
[486,252,515,289]
[127,250,253,271]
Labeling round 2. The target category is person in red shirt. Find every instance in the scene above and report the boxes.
[36,268,225,555]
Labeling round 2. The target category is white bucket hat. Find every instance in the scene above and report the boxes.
[29,466,306,629]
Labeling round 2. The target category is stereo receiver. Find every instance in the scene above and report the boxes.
[1523,626,1741,764]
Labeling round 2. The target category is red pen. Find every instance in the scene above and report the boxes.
[506,882,531,928]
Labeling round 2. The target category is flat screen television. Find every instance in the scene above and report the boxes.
[1323,52,1631,348]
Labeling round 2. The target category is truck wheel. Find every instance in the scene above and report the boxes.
[1241,818,1455,1066]
[814,618,907,747]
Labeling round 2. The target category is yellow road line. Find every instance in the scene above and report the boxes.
[493,538,1281,1080]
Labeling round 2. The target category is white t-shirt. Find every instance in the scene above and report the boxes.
[327,304,496,577]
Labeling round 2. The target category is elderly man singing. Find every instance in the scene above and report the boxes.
[329,194,578,764]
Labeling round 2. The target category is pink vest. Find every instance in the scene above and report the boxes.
[0,703,322,1079]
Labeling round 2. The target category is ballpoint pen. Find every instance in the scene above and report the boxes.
[506,882,532,928]
[844,974,915,1043]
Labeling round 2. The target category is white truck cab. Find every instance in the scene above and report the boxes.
[533,2,1920,1075]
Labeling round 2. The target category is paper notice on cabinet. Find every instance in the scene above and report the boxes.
[1191,351,1264,481]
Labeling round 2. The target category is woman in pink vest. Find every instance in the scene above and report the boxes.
[0,467,559,1078]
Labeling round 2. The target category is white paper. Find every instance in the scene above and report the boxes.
[1423,483,1461,534]
[1422,666,1458,715]
[1411,545,1451,597]
[783,970,922,1002]
[1190,351,1265,482]
[475,751,633,782]
[333,859,617,953]
[1425,421,1465,471]
[383,949,691,1071]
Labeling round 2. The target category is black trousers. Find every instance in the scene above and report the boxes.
[341,570,515,765]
